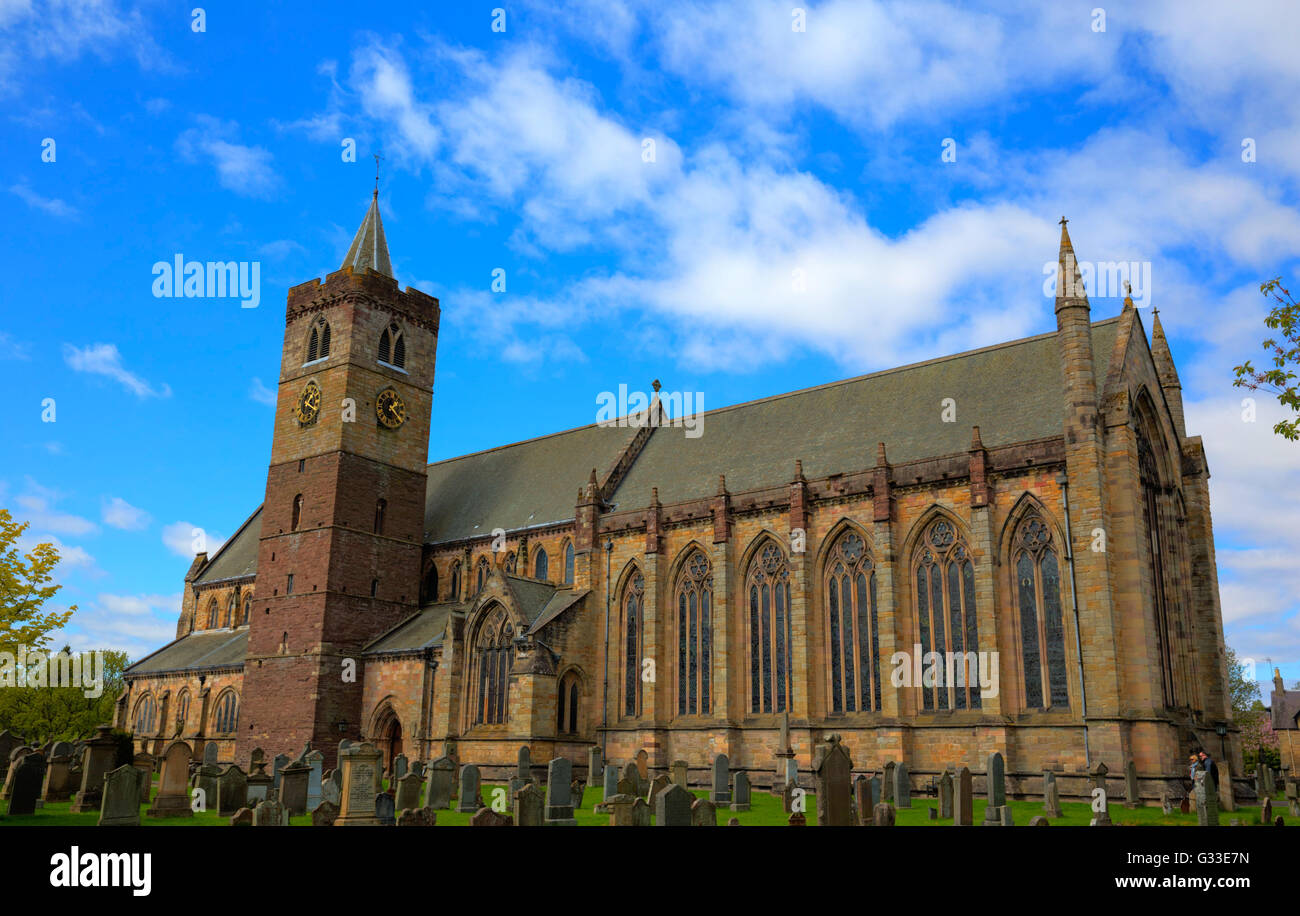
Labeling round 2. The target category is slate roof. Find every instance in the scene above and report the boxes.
[364,603,458,655]
[125,629,248,676]
[341,191,393,278]
[194,507,262,584]
[1272,687,1300,731]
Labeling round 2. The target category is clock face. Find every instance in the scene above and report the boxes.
[295,381,321,425]
[376,387,406,429]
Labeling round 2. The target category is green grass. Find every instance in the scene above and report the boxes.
[1,775,1290,826]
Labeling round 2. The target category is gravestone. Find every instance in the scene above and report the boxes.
[193,765,220,811]
[1194,771,1218,827]
[894,762,911,808]
[396,806,435,826]
[426,756,455,809]
[710,753,731,803]
[516,782,544,826]
[671,759,688,788]
[133,752,155,805]
[98,765,143,826]
[630,797,651,826]
[279,761,310,815]
[1261,797,1273,824]
[311,800,339,826]
[647,773,670,804]
[617,763,638,798]
[336,742,383,826]
[253,798,288,826]
[248,761,273,804]
[1000,805,1015,826]
[606,794,636,825]
[731,772,752,812]
[954,766,974,826]
[216,765,248,817]
[985,752,1006,806]
[0,731,21,784]
[304,750,324,811]
[873,802,896,826]
[457,763,483,813]
[1091,762,1113,825]
[1043,770,1062,818]
[375,792,396,826]
[783,757,798,789]
[507,776,527,812]
[409,760,425,779]
[635,748,649,783]
[927,807,937,820]
[147,740,194,818]
[728,817,740,826]
[42,754,75,802]
[545,757,577,825]
[813,733,853,827]
[395,772,422,812]
[572,778,584,810]
[272,753,289,791]
[603,764,619,801]
[2,747,34,801]
[586,746,603,793]
[70,726,118,813]
[1181,797,1190,814]
[656,783,694,826]
[1161,789,1174,815]
[854,776,874,826]
[6,752,45,816]
[1124,759,1141,808]
[203,742,218,767]
[250,748,265,770]
[1028,815,1050,826]
[788,812,806,826]
[517,745,532,783]
[470,807,513,826]
[230,807,254,826]
[881,760,895,802]
[939,771,954,819]
[391,753,408,782]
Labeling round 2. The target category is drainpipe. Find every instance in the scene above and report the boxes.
[1058,471,1091,770]
[601,539,613,761]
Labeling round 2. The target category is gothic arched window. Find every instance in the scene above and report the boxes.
[1013,512,1069,709]
[421,561,438,605]
[133,693,156,735]
[826,530,882,713]
[476,557,490,592]
[206,598,219,629]
[225,595,236,628]
[473,606,514,726]
[378,323,406,369]
[1138,427,1180,708]
[564,541,575,585]
[914,518,980,711]
[534,547,549,581]
[176,690,191,732]
[242,595,251,625]
[676,550,713,715]
[449,561,462,600]
[291,494,303,532]
[748,541,793,714]
[557,671,581,735]
[306,317,331,363]
[213,691,239,734]
[622,571,644,717]
[504,551,517,574]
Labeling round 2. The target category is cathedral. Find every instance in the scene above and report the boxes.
[118,193,1238,791]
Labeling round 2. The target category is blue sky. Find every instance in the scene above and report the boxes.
[1,0,1297,694]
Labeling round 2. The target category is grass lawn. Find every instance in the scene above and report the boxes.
[1,774,1290,826]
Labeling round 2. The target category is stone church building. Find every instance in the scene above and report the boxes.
[118,195,1237,790]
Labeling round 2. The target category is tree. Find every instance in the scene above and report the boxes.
[1225,646,1261,717]
[0,647,129,744]
[0,507,76,657]
[1234,277,1300,441]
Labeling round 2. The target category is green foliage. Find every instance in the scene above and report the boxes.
[0,507,76,658]
[0,647,129,744]
[1225,646,1261,718]
[1234,277,1300,441]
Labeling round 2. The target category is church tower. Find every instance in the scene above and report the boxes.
[237,192,439,767]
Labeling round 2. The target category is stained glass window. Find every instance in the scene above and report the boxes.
[1013,512,1070,709]
[749,542,793,714]
[676,550,713,715]
[914,519,981,711]
[826,530,881,713]
[623,572,644,716]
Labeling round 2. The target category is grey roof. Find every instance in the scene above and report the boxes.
[125,629,248,675]
[423,422,638,543]
[364,603,458,655]
[527,588,589,635]
[609,319,1120,508]
[1272,687,1300,730]
[341,192,393,278]
[194,507,262,584]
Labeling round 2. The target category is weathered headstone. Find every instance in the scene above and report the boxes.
[470,807,513,826]
[5,752,46,816]
[813,733,853,826]
[731,771,752,812]
[954,766,974,826]
[250,747,265,770]
[457,763,482,813]
[396,806,436,826]
[229,807,254,826]
[873,802,896,826]
[1043,770,1062,818]
[939,771,954,819]
[656,783,694,826]
[133,752,155,805]
[304,749,324,811]
[1028,815,1050,826]
[671,759,688,788]
[2,747,34,801]
[603,764,619,801]
[247,760,273,804]
[147,740,193,818]
[1091,762,1113,825]
[635,748,649,783]
[409,760,425,779]
[203,742,218,767]
[617,762,639,797]
[253,798,288,826]
[571,777,584,810]
[70,726,118,813]
[606,793,636,825]
[193,764,220,811]
[272,753,289,791]
[630,796,651,826]
[516,782,544,826]
[336,741,383,826]
[98,765,143,826]
[854,775,874,825]
[881,760,896,802]
[894,761,911,808]
[545,757,577,825]
[375,791,396,826]
[311,800,339,826]
[1261,797,1273,824]
[395,771,422,812]
[42,754,75,802]
[516,745,532,782]
[391,753,408,783]
[710,753,731,803]
[216,765,248,817]
[985,752,1006,807]
[1124,759,1141,808]
[647,773,670,804]
[426,756,455,809]
[1194,771,1218,827]
[279,760,310,815]
[586,746,603,793]
[999,805,1015,826]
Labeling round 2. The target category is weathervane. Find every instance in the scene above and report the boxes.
[373,152,384,198]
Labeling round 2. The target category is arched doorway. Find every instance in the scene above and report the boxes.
[372,703,404,775]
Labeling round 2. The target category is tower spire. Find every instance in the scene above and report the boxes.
[341,186,393,279]
[1150,305,1186,438]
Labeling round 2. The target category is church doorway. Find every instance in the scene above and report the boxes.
[373,703,403,774]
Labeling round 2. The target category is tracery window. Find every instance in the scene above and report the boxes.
[825,530,882,713]
[213,691,239,734]
[676,550,713,715]
[176,690,191,731]
[225,595,236,628]
[748,541,793,714]
[476,557,490,592]
[449,561,462,600]
[557,671,580,735]
[1138,428,1181,708]
[473,606,514,726]
[378,323,406,369]
[914,518,981,711]
[133,694,156,735]
[505,552,517,574]
[564,541,575,585]
[207,598,219,629]
[622,571,644,717]
[242,595,251,625]
[534,547,549,581]
[1013,512,1069,709]
[305,317,331,363]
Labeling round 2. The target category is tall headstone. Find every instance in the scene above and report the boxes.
[545,757,577,825]
[939,771,954,819]
[981,752,1005,825]
[894,762,911,808]
[731,772,752,812]
[42,754,75,802]
[457,763,483,814]
[954,766,974,826]
[656,783,694,826]
[133,751,155,805]
[1194,771,1218,827]
[1043,770,1062,818]
[854,775,874,826]
[304,750,324,811]
[5,752,45,816]
[516,782,544,826]
[279,760,310,815]
[375,792,396,826]
[647,773,670,804]
[248,760,273,804]
[216,765,248,817]
[517,746,532,783]
[882,760,896,802]
[147,740,193,818]
[710,753,731,804]
[1124,759,1141,808]
[70,725,118,813]
[391,753,408,782]
[272,753,289,791]
[336,742,383,826]
[395,772,422,812]
[813,733,853,827]
[426,756,455,810]
[586,746,603,793]
[1090,761,1112,825]
[98,765,143,826]
[671,759,688,788]
[603,764,619,801]
[631,796,651,826]
[203,742,219,767]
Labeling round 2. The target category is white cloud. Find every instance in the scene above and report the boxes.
[9,182,78,218]
[176,115,279,198]
[101,496,150,531]
[17,532,96,571]
[11,477,96,536]
[162,521,224,558]
[62,342,171,398]
[249,377,277,406]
